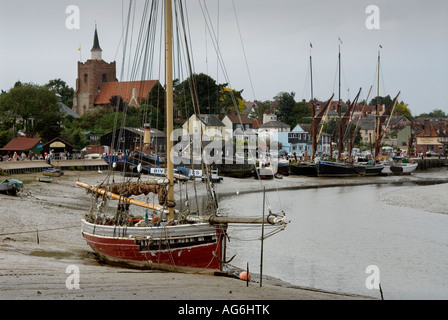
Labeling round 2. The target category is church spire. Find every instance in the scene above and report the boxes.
[91,24,103,60]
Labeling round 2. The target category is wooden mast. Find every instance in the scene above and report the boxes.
[165,0,175,221]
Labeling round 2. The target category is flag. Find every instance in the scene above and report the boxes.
[78,45,81,51]
[379,44,383,49]
[338,37,343,44]
[310,42,313,48]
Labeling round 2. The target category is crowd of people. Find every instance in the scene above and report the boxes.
[0,150,73,162]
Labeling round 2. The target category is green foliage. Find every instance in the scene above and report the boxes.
[174,73,245,118]
[369,95,393,107]
[0,82,63,141]
[394,103,412,118]
[274,91,296,127]
[417,108,446,118]
[249,102,270,120]
[293,101,312,124]
[0,130,12,148]
[46,79,74,107]
[219,87,245,115]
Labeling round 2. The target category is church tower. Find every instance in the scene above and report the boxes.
[73,26,117,116]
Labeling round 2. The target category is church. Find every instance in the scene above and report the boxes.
[72,27,160,116]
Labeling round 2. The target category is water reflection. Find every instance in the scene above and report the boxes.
[220,183,448,299]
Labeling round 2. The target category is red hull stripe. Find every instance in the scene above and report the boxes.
[83,232,224,272]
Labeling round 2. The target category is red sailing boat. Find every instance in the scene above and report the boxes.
[77,0,288,274]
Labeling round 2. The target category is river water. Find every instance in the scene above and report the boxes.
[219,182,448,300]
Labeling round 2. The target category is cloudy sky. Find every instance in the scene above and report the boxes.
[0,0,447,116]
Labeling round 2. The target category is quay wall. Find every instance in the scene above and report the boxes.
[413,158,447,171]
[0,159,109,175]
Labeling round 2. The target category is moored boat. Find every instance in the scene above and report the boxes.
[360,163,384,176]
[390,162,418,175]
[316,160,366,177]
[76,1,289,274]
[43,168,63,177]
[290,162,317,176]
[0,179,23,195]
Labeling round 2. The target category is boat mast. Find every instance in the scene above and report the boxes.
[310,43,313,101]
[165,0,175,221]
[337,39,343,161]
[375,46,381,160]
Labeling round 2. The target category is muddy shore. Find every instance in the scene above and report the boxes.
[1,167,447,300]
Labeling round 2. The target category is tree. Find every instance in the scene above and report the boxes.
[0,82,63,141]
[141,83,166,131]
[274,91,296,127]
[293,101,312,124]
[369,95,392,107]
[322,118,339,143]
[394,103,412,119]
[175,73,226,118]
[416,109,446,118]
[219,87,245,115]
[46,79,74,107]
[249,102,270,120]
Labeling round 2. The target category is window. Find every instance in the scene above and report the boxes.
[102,74,107,83]
[84,74,88,83]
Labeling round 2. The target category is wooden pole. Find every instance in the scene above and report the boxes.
[165,0,175,221]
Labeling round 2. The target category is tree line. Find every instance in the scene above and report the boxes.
[0,74,444,150]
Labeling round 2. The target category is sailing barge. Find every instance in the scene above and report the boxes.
[77,0,289,274]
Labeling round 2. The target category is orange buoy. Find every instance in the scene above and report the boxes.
[239,271,251,281]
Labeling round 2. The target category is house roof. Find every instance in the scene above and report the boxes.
[417,125,438,137]
[58,101,81,119]
[42,137,73,148]
[224,114,253,124]
[112,127,166,138]
[197,114,225,127]
[0,138,42,151]
[259,120,290,129]
[298,123,330,136]
[252,118,262,129]
[94,80,159,105]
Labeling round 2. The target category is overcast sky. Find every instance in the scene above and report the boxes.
[0,0,447,116]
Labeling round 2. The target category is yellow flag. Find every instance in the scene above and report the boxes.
[78,45,81,51]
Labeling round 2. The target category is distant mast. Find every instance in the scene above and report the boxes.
[337,37,343,161]
[376,45,381,155]
[309,42,314,100]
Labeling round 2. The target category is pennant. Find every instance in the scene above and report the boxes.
[338,37,343,44]
[379,44,383,49]
[310,42,313,48]
[78,45,81,51]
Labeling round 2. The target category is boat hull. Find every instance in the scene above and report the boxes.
[81,219,227,273]
[316,161,366,177]
[290,163,317,176]
[390,162,418,175]
[255,168,274,179]
[362,164,384,176]
[216,163,254,178]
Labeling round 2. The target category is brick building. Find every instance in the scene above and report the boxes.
[73,26,118,116]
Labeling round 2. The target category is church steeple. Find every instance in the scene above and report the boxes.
[91,25,103,60]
